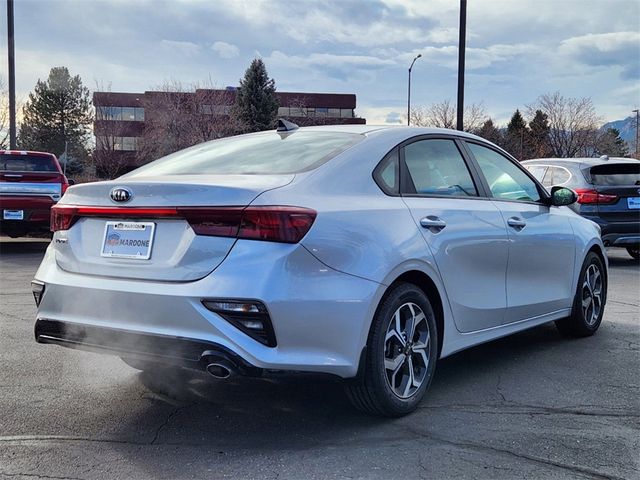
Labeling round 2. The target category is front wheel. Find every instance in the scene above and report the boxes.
[555,252,607,337]
[626,247,640,260]
[345,283,438,417]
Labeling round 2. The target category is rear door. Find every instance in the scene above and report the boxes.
[464,142,576,323]
[399,137,509,332]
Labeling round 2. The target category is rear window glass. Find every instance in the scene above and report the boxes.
[0,154,59,172]
[125,131,363,177]
[590,163,640,186]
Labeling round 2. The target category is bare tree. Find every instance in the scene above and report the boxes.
[137,79,241,163]
[410,100,488,132]
[0,76,10,149]
[526,92,601,158]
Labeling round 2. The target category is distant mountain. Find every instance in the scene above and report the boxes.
[602,116,637,145]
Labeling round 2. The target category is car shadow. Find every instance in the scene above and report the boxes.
[108,322,569,453]
[0,237,50,255]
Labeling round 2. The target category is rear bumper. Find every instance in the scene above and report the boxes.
[0,195,55,235]
[33,240,382,378]
[582,215,640,247]
[35,318,262,375]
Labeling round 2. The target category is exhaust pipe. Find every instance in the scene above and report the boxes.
[206,360,236,379]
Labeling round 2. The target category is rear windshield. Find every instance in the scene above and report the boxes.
[589,163,640,186]
[125,131,363,177]
[1,154,59,172]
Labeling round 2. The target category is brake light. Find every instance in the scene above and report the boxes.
[239,207,317,243]
[50,205,316,243]
[574,189,618,204]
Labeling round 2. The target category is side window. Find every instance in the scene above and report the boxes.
[554,166,571,185]
[542,167,555,187]
[374,149,399,194]
[526,165,547,182]
[467,143,541,203]
[402,139,477,197]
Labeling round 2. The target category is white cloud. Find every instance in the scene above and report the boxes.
[212,41,240,59]
[160,39,201,57]
[267,51,396,69]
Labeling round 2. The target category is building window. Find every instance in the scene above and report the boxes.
[316,107,328,117]
[96,136,139,151]
[340,109,353,118]
[278,107,290,116]
[328,108,340,117]
[96,106,144,122]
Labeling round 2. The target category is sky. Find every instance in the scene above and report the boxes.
[1,0,639,126]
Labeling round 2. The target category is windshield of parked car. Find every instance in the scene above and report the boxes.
[590,163,640,186]
[124,131,363,176]
[0,154,59,172]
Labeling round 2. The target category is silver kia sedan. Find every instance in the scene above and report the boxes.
[32,124,607,416]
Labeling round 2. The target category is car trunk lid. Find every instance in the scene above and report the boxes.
[584,163,640,222]
[53,174,294,281]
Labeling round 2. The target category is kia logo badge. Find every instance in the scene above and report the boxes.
[110,187,133,203]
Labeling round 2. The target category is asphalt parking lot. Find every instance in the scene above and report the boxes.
[0,239,638,480]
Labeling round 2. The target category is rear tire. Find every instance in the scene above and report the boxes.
[345,283,438,417]
[626,247,640,260]
[555,252,606,337]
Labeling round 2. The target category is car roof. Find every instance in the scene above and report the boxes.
[0,150,58,158]
[293,124,492,142]
[522,157,639,168]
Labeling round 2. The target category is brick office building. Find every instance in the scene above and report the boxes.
[93,89,366,174]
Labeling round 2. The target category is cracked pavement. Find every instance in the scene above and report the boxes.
[0,239,638,480]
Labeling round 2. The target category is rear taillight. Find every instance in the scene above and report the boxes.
[239,207,317,243]
[574,189,618,204]
[50,205,316,243]
[61,182,69,195]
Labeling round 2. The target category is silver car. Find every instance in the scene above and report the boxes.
[32,124,607,416]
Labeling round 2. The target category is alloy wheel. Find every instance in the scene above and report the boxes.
[582,264,603,326]
[383,302,431,399]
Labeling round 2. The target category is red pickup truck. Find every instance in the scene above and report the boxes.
[0,150,71,238]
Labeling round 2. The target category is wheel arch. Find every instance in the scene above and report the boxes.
[387,270,445,358]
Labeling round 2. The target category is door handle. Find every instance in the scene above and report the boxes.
[507,217,526,230]
[420,216,446,232]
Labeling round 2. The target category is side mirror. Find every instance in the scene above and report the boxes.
[67,178,76,186]
[550,186,577,206]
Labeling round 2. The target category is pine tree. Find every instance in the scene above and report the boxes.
[18,67,91,172]
[596,128,629,157]
[475,119,503,146]
[528,110,552,159]
[234,59,279,132]
[505,109,529,160]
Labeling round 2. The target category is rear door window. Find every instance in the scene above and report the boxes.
[525,165,547,182]
[402,139,478,197]
[589,163,640,186]
[0,154,59,172]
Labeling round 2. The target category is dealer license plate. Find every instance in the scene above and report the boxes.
[3,210,24,220]
[628,197,640,210]
[101,221,155,260]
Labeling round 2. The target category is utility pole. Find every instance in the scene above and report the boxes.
[407,54,421,126]
[7,0,16,149]
[633,109,639,158]
[456,0,467,131]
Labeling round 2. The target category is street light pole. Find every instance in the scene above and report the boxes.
[456,0,467,131]
[633,109,639,158]
[407,54,421,126]
[7,0,16,148]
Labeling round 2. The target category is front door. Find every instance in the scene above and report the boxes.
[465,142,576,323]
